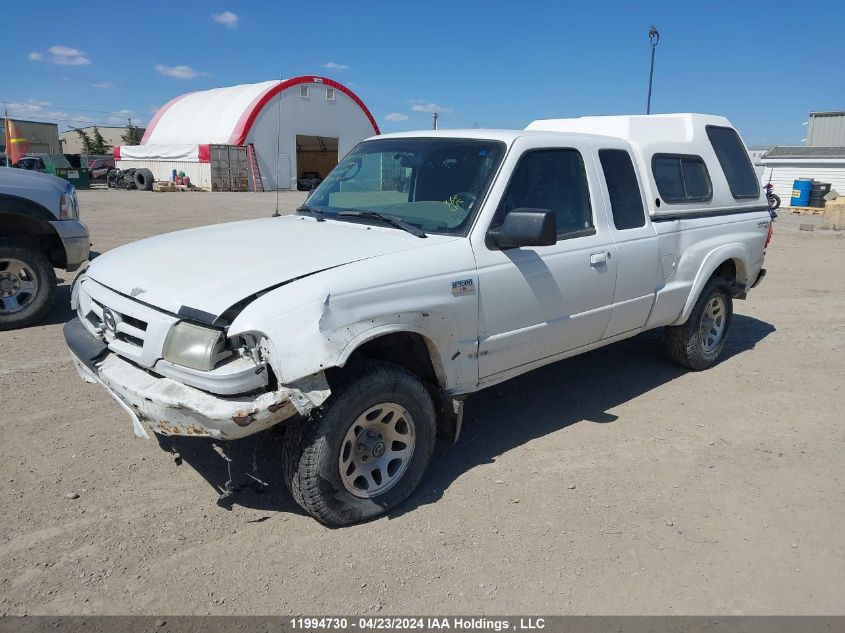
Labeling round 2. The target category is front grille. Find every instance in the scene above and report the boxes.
[77,279,178,369]
[86,298,149,350]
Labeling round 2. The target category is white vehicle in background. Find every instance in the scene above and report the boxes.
[65,113,772,526]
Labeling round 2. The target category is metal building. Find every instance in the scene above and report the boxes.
[758,111,845,203]
[0,118,60,154]
[806,111,845,147]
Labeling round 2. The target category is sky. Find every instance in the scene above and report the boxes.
[1,0,843,147]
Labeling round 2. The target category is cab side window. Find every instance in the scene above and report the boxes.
[494,149,593,238]
[599,149,645,230]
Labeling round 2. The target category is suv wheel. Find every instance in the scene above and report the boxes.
[665,276,733,370]
[0,241,56,330]
[282,361,437,526]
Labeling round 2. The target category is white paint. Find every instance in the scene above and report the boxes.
[759,163,845,202]
[145,81,279,145]
[70,119,770,441]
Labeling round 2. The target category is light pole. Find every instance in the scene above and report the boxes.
[646,25,660,115]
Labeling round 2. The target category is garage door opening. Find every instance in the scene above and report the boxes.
[296,135,339,191]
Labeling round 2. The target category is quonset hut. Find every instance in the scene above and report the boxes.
[115,76,379,191]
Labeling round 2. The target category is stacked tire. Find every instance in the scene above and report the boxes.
[134,168,155,191]
[809,182,831,209]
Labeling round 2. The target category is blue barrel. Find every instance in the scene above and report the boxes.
[791,178,813,207]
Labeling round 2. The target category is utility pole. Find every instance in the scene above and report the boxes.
[432,112,439,130]
[3,110,9,167]
[646,25,660,115]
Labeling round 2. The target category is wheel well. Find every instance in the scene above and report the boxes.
[340,332,442,389]
[714,259,737,283]
[0,212,65,268]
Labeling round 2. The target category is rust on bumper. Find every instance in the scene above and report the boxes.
[69,351,329,440]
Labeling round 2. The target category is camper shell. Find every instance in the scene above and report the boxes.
[526,113,764,218]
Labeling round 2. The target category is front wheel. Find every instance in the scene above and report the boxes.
[0,242,56,331]
[282,361,437,526]
[665,276,733,371]
[768,193,781,209]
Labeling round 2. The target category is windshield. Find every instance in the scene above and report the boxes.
[305,138,505,235]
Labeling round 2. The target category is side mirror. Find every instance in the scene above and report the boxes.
[489,209,557,249]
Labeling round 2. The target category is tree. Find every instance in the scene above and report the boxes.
[121,120,143,146]
[90,127,111,155]
[74,128,94,154]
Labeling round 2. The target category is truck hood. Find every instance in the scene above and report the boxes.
[87,215,440,321]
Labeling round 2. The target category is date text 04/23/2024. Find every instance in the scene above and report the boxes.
[289,617,546,631]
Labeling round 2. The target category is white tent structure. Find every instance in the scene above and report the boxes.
[115,76,379,190]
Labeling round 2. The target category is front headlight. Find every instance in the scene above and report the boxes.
[163,322,232,371]
[59,189,79,220]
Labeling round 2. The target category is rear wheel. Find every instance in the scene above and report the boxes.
[665,276,733,370]
[0,242,56,330]
[282,361,437,526]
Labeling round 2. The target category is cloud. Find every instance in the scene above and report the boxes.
[155,64,200,79]
[49,45,83,57]
[211,11,239,28]
[28,45,90,65]
[107,116,126,125]
[384,113,409,122]
[47,45,91,65]
[321,62,350,70]
[410,101,453,114]
[6,100,51,116]
[92,81,115,89]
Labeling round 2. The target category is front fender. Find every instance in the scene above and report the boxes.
[228,279,464,389]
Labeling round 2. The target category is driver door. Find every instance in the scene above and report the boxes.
[472,139,617,380]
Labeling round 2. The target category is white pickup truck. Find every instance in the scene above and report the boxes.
[65,113,771,526]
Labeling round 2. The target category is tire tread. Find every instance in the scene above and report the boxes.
[281,361,436,526]
[0,240,56,331]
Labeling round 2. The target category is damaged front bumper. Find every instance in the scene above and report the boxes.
[63,317,330,440]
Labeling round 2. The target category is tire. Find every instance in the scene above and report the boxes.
[0,241,57,331]
[768,193,781,209]
[665,276,733,371]
[134,168,153,191]
[142,168,155,188]
[282,360,437,526]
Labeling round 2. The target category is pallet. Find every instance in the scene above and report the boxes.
[788,206,824,215]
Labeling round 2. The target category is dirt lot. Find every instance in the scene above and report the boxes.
[1,190,843,615]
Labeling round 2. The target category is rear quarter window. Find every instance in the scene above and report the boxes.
[599,149,645,230]
[706,125,760,199]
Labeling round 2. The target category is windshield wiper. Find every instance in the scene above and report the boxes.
[338,210,426,238]
[295,205,324,221]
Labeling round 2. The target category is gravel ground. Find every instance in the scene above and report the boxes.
[0,190,843,615]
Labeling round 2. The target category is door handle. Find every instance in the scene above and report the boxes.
[589,252,607,266]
